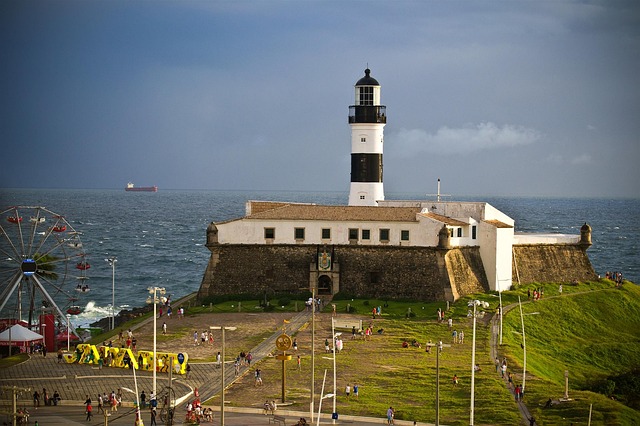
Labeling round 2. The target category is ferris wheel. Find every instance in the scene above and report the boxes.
[0,206,89,332]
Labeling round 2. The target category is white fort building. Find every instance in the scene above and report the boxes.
[200,69,595,301]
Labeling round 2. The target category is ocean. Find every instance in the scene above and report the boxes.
[1,189,638,328]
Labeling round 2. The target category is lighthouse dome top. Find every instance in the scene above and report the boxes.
[355,68,380,86]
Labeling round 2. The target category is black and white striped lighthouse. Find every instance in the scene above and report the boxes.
[348,68,386,206]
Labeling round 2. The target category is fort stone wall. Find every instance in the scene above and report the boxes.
[198,243,597,302]
[512,244,598,285]
[198,245,491,302]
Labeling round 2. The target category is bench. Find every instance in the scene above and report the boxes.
[268,414,286,425]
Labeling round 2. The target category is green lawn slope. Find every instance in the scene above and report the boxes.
[499,282,640,425]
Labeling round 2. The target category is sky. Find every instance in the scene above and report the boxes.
[1,0,639,198]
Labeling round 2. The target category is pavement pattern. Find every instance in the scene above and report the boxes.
[1,307,429,425]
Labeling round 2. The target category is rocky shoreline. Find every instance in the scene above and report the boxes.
[89,304,153,332]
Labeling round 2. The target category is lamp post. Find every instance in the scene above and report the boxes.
[147,286,165,398]
[105,257,117,330]
[310,286,316,423]
[317,369,335,426]
[66,314,71,352]
[516,297,540,396]
[469,299,489,426]
[489,290,503,345]
[427,340,451,426]
[210,325,236,426]
[331,319,339,424]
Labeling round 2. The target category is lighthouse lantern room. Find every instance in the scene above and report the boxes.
[348,68,387,206]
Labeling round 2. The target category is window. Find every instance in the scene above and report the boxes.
[264,228,275,239]
[322,228,331,239]
[360,137,366,143]
[360,195,366,200]
[359,86,374,105]
[449,228,454,237]
[349,228,359,240]
[294,228,305,240]
[370,272,380,284]
[457,228,462,238]
[380,229,390,241]
[472,226,477,239]
[361,229,371,240]
[401,230,410,241]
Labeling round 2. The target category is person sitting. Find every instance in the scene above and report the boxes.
[544,398,553,408]
[203,407,213,421]
[474,364,481,371]
[402,340,409,348]
[263,400,270,415]
[411,339,421,348]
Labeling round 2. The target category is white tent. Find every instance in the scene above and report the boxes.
[0,324,44,346]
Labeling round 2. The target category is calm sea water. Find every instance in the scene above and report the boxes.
[1,189,638,327]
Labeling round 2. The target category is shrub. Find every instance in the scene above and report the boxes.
[278,297,291,307]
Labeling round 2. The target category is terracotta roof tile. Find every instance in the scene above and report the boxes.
[246,202,422,222]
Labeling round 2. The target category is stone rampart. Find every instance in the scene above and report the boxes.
[512,244,597,285]
[198,243,597,302]
[198,245,489,302]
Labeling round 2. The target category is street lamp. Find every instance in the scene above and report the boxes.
[66,314,71,352]
[105,257,117,330]
[469,299,489,426]
[317,369,335,426]
[330,319,340,424]
[426,340,451,426]
[517,296,540,396]
[210,325,236,426]
[146,286,166,398]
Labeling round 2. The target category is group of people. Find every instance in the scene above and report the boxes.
[262,399,278,415]
[527,288,544,301]
[185,397,213,423]
[194,330,215,346]
[87,389,132,417]
[33,388,61,407]
[605,271,624,286]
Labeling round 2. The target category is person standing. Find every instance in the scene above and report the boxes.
[353,383,359,399]
[33,390,40,408]
[97,393,103,413]
[297,355,301,371]
[150,407,157,426]
[162,322,167,335]
[345,383,351,397]
[386,406,395,425]
[85,402,93,421]
[140,390,146,409]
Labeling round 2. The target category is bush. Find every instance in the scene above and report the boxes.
[278,297,291,307]
[363,300,370,306]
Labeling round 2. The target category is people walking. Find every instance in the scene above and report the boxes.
[85,402,93,421]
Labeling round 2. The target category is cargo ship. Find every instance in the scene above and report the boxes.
[125,182,158,192]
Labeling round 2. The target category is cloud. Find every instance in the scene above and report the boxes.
[545,153,592,165]
[392,122,540,157]
[571,154,592,165]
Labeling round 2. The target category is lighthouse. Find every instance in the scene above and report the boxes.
[348,68,386,206]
